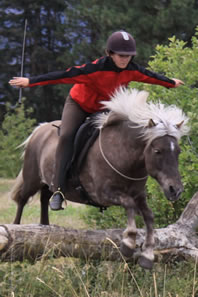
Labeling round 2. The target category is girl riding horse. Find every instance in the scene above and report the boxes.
[9,30,184,211]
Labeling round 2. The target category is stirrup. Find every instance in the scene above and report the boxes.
[50,188,67,210]
[52,188,66,201]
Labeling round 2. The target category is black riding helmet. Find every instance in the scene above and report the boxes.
[106,31,136,56]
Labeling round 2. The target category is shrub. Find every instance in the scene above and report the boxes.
[135,29,198,227]
[0,100,36,178]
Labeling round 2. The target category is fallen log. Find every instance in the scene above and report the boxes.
[0,192,198,263]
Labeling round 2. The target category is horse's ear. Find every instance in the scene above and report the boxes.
[147,119,156,128]
[176,120,184,129]
[103,111,125,127]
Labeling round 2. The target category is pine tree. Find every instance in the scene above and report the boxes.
[1,0,197,124]
[0,0,71,122]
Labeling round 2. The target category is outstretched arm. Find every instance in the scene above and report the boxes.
[131,63,185,89]
[8,58,103,88]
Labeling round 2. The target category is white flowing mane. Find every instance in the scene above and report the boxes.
[96,87,189,142]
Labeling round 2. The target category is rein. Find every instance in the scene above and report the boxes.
[99,127,148,181]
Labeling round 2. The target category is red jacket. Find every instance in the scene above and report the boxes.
[29,56,175,113]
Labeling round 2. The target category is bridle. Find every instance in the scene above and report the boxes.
[99,127,148,181]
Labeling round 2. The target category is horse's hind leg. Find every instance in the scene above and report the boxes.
[11,170,31,224]
[11,170,41,224]
[136,197,155,269]
[13,198,28,224]
[13,189,37,224]
[40,185,52,225]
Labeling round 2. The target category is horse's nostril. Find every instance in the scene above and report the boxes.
[169,185,175,194]
[169,185,182,199]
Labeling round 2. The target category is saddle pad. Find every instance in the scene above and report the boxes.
[71,115,99,177]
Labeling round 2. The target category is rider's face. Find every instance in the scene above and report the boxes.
[110,53,132,69]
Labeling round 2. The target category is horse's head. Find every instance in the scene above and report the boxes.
[144,133,183,201]
[98,88,189,201]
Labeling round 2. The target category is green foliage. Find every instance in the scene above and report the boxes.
[82,206,145,229]
[82,206,126,229]
[0,100,36,178]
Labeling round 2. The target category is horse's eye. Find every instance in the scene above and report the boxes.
[154,149,161,154]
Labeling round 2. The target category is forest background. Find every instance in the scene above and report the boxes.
[0,0,198,122]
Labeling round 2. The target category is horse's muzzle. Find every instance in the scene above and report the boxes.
[166,185,184,201]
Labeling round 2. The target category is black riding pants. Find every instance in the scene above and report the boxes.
[53,95,90,192]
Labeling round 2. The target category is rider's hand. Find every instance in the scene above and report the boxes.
[9,77,30,88]
[172,78,185,87]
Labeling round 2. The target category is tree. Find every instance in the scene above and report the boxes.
[0,0,71,122]
[1,192,198,263]
[1,0,198,125]
[60,0,198,64]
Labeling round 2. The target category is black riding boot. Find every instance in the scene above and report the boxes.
[50,96,89,211]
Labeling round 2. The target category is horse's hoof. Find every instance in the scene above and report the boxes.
[138,256,153,270]
[120,242,135,258]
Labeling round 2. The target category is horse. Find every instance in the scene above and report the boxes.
[10,88,189,269]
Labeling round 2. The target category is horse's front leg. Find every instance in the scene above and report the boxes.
[121,207,137,258]
[97,188,137,258]
[136,196,155,269]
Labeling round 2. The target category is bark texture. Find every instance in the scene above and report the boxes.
[0,192,198,263]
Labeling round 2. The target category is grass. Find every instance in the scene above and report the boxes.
[0,256,198,297]
[0,178,88,228]
[0,178,198,296]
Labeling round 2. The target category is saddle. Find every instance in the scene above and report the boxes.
[71,114,99,176]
